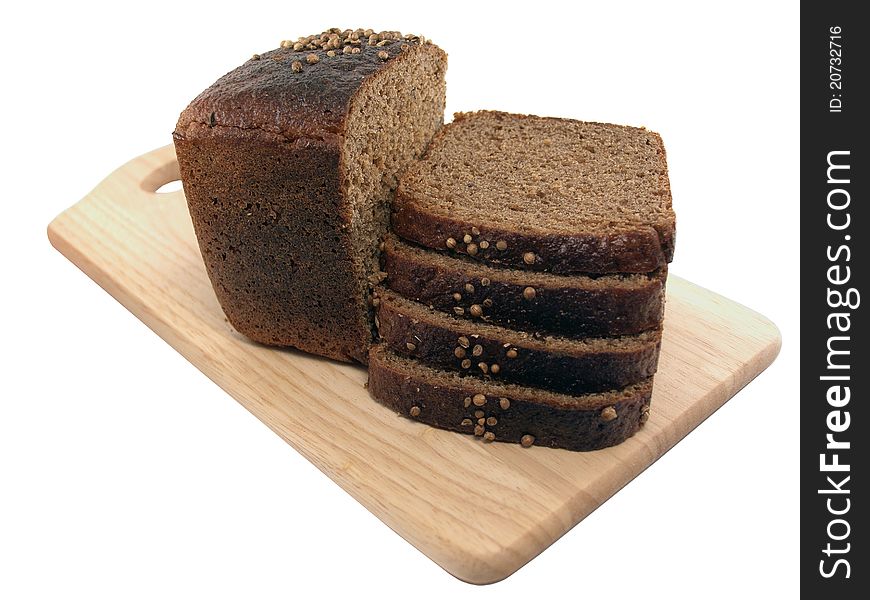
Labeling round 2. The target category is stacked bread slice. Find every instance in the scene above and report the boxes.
[368,111,675,451]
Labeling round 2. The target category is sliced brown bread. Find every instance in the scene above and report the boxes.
[174,29,446,363]
[368,345,652,451]
[381,236,665,337]
[393,110,675,274]
[376,290,661,394]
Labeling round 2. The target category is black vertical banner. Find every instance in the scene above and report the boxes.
[801,2,867,597]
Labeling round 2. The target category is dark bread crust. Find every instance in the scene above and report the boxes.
[393,203,672,274]
[175,125,366,361]
[174,40,446,363]
[175,45,402,140]
[368,346,652,451]
[382,237,666,337]
[393,111,675,274]
[376,291,661,394]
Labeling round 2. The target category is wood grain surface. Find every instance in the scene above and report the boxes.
[47,145,781,584]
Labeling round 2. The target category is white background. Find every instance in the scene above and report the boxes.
[1,1,799,598]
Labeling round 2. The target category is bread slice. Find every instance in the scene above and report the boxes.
[393,111,675,274]
[381,236,665,337]
[376,290,661,394]
[368,345,652,451]
[174,30,446,363]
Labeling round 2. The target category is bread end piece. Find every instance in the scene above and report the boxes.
[174,31,447,362]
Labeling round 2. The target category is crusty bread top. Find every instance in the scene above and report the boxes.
[393,111,675,273]
[370,345,654,411]
[384,234,663,290]
[378,289,662,355]
[174,29,444,141]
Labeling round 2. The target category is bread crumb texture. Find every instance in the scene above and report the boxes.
[399,110,673,235]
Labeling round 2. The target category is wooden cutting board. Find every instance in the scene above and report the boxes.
[48,146,781,585]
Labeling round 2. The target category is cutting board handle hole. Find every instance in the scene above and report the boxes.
[141,159,182,195]
[154,180,182,194]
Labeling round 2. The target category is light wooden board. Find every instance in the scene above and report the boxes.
[48,146,781,584]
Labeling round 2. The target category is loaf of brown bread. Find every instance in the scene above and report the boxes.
[393,111,675,274]
[368,345,652,451]
[375,290,661,394]
[174,29,447,363]
[382,236,665,337]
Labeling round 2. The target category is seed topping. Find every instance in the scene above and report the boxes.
[601,406,618,422]
[499,397,511,410]
[520,434,535,448]
[523,287,536,300]
[523,252,536,265]
[409,406,421,417]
